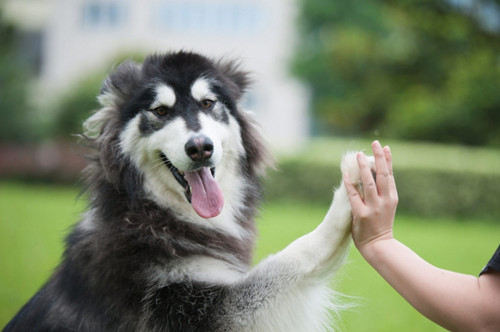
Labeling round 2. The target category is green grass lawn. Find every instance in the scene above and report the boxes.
[1,182,499,331]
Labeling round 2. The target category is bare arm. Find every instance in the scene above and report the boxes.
[344,141,500,332]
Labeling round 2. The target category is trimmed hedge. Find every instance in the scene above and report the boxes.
[263,140,500,220]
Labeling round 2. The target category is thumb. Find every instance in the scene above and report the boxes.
[344,173,364,211]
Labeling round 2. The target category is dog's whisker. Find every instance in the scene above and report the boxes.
[151,160,166,170]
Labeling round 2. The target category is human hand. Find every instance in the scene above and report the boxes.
[344,141,398,254]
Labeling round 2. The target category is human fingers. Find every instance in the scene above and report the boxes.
[343,172,366,213]
[372,140,388,173]
[383,145,398,198]
[372,141,391,196]
[383,145,393,174]
[357,152,378,201]
[372,141,389,185]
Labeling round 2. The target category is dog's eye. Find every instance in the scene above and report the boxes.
[153,106,168,116]
[201,99,215,110]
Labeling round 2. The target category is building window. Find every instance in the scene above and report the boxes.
[152,2,266,35]
[82,1,126,29]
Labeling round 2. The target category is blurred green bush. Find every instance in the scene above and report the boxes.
[265,162,500,219]
[0,19,36,142]
[50,74,104,139]
[264,139,500,220]
[50,53,146,139]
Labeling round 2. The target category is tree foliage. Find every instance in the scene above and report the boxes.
[293,0,500,146]
[0,18,34,142]
[50,53,146,139]
[51,74,103,139]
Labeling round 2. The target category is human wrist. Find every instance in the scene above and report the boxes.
[357,232,395,263]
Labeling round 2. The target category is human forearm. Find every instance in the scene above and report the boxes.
[361,238,500,332]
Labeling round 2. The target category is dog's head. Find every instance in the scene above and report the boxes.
[84,52,270,219]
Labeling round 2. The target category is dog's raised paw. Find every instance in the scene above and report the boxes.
[340,152,375,197]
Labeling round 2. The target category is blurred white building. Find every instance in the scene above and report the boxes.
[3,0,310,150]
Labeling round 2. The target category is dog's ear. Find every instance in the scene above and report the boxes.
[83,61,141,139]
[99,60,142,108]
[83,61,143,191]
[216,58,272,175]
[216,59,251,101]
[239,110,275,177]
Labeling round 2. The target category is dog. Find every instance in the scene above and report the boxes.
[4,51,373,332]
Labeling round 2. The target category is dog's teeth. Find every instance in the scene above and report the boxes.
[184,185,192,203]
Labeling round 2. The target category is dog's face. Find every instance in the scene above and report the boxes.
[87,52,255,219]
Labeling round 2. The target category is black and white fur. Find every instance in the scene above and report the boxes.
[4,51,373,332]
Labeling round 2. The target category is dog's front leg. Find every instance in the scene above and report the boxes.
[276,152,374,277]
[217,153,375,332]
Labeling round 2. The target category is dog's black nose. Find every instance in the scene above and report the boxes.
[185,135,214,162]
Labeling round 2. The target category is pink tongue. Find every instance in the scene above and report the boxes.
[184,168,224,218]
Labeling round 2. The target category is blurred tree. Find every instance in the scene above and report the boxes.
[293,0,500,146]
[51,74,103,139]
[0,16,35,142]
[51,53,146,139]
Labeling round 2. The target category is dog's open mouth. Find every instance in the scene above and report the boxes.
[160,153,191,200]
[160,153,224,219]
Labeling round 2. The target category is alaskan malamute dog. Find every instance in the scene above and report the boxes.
[5,51,370,332]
